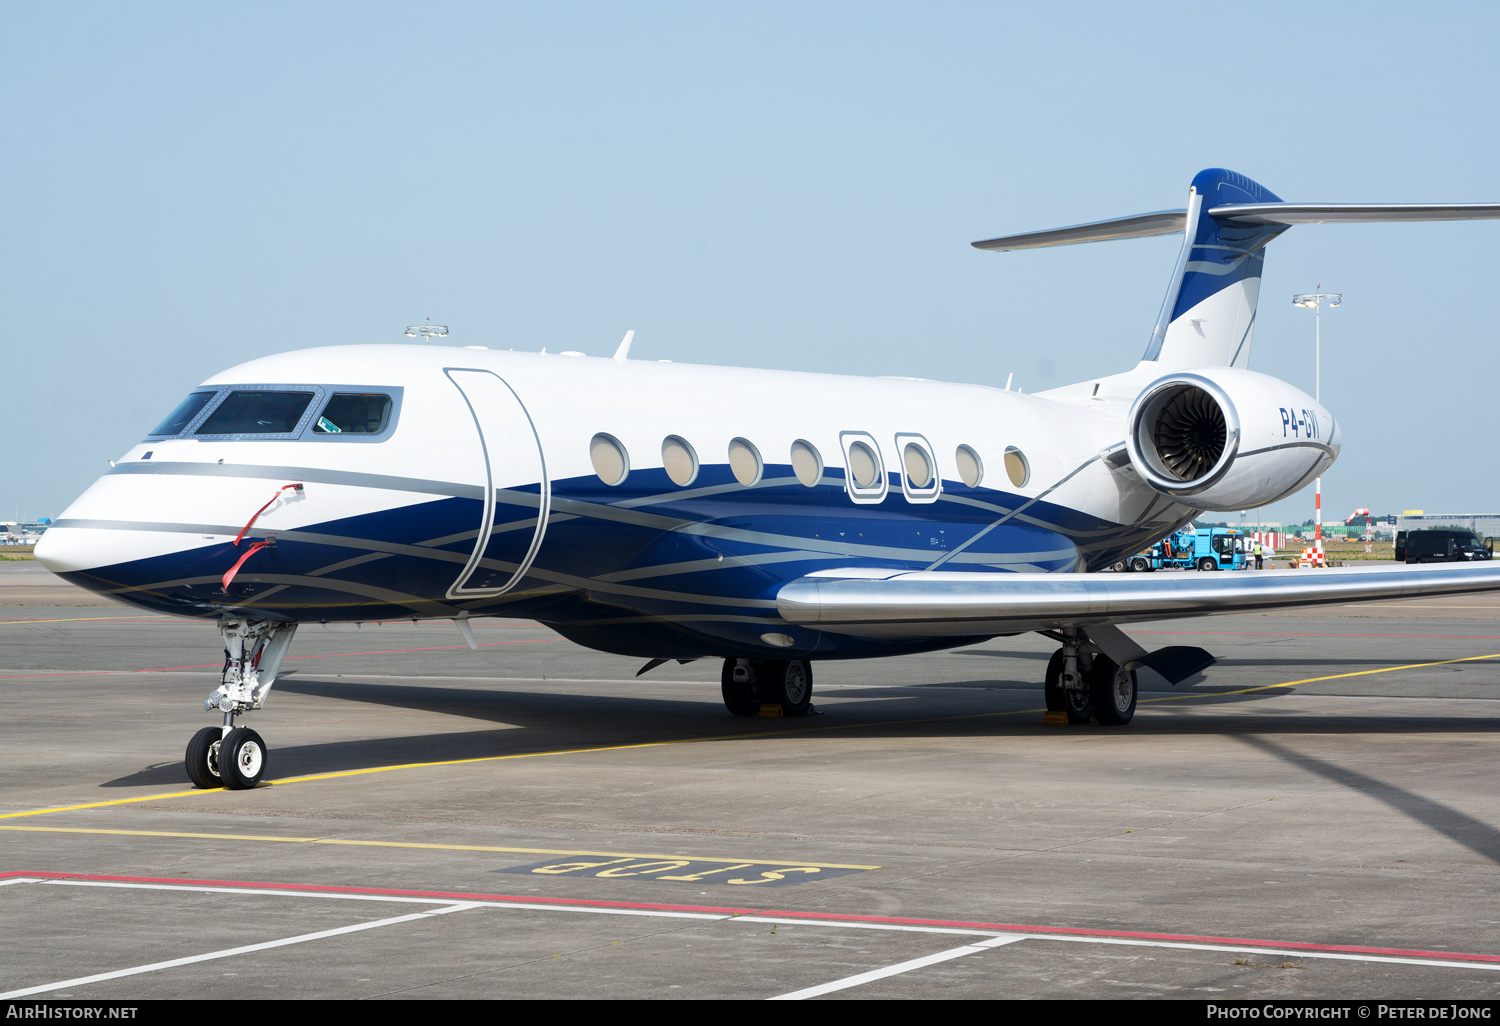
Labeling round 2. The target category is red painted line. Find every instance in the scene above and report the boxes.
[0,871,763,917]
[9,618,1493,641]
[0,617,174,624]
[0,638,558,680]
[750,908,1500,963]
[4,870,1496,965]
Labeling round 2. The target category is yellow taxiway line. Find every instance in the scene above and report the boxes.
[1138,651,1500,704]
[3,651,1497,823]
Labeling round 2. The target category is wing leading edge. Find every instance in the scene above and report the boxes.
[776,563,1500,640]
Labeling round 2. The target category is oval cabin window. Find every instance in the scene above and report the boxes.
[1004,446,1030,487]
[662,435,698,487]
[590,433,630,486]
[847,441,880,489]
[902,442,933,489]
[955,445,983,487]
[728,437,763,486]
[790,439,822,487]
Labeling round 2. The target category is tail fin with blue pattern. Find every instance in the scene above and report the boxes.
[972,169,1500,372]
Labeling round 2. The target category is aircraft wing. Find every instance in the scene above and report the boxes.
[776,563,1500,640]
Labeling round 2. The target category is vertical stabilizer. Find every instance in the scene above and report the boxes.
[1141,169,1288,371]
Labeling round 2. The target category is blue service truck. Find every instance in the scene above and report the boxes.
[1117,526,1247,572]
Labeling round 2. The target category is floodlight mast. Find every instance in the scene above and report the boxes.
[1292,289,1342,560]
[405,323,449,344]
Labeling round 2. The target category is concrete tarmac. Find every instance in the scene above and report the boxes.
[3,562,1500,1000]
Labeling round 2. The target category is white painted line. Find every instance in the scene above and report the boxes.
[42,881,729,921]
[1023,932,1500,973]
[24,879,1500,975]
[470,900,726,922]
[733,915,995,938]
[0,901,481,999]
[769,934,1024,1000]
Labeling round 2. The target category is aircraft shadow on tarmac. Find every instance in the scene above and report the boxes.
[100,672,1500,791]
[1237,734,1500,866]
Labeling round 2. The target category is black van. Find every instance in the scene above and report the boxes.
[1396,529,1494,563]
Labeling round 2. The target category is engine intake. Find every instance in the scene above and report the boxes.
[1124,368,1339,512]
[1152,385,1228,482]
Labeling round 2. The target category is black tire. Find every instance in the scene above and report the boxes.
[185,726,224,789]
[219,727,267,790]
[720,659,761,716]
[1198,557,1217,572]
[1112,560,1128,573]
[1043,649,1092,724]
[1130,557,1151,573]
[764,659,813,717]
[1043,650,1066,711]
[1088,656,1137,726]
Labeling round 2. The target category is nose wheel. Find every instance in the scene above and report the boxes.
[184,620,295,789]
[184,726,223,789]
[219,727,268,789]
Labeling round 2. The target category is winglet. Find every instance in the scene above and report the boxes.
[613,330,635,364]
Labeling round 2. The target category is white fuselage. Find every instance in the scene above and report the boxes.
[37,344,1292,660]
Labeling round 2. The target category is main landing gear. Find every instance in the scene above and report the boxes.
[721,658,813,717]
[184,620,298,790]
[1043,630,1137,726]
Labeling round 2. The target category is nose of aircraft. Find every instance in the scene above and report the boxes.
[33,524,102,575]
[34,519,194,578]
[35,520,237,617]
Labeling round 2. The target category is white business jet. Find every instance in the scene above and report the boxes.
[35,168,1500,790]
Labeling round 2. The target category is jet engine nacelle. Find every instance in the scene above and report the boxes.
[1124,367,1339,512]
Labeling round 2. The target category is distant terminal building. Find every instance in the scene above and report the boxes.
[0,520,49,546]
[1394,512,1500,542]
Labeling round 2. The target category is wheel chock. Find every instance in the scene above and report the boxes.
[758,704,784,718]
[1040,711,1068,726]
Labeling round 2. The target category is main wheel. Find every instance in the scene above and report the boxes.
[219,727,267,790]
[185,726,224,789]
[764,659,813,717]
[720,659,761,716]
[1043,649,1092,724]
[1198,557,1217,572]
[1088,656,1138,726]
[1111,560,1128,573]
[1130,556,1151,573]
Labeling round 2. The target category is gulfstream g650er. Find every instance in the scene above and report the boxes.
[35,168,1500,789]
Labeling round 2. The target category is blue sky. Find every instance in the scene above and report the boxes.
[3,2,1496,527]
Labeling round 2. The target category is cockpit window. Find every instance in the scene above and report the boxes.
[313,393,393,434]
[196,391,315,435]
[149,391,216,436]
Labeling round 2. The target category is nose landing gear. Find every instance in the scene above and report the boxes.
[184,620,297,789]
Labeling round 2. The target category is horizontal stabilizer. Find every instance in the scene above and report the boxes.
[1207,202,1500,225]
[1136,645,1216,685]
[777,562,1500,640]
[973,202,1500,252]
[972,210,1186,251]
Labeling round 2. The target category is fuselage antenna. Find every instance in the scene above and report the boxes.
[404,323,449,345]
